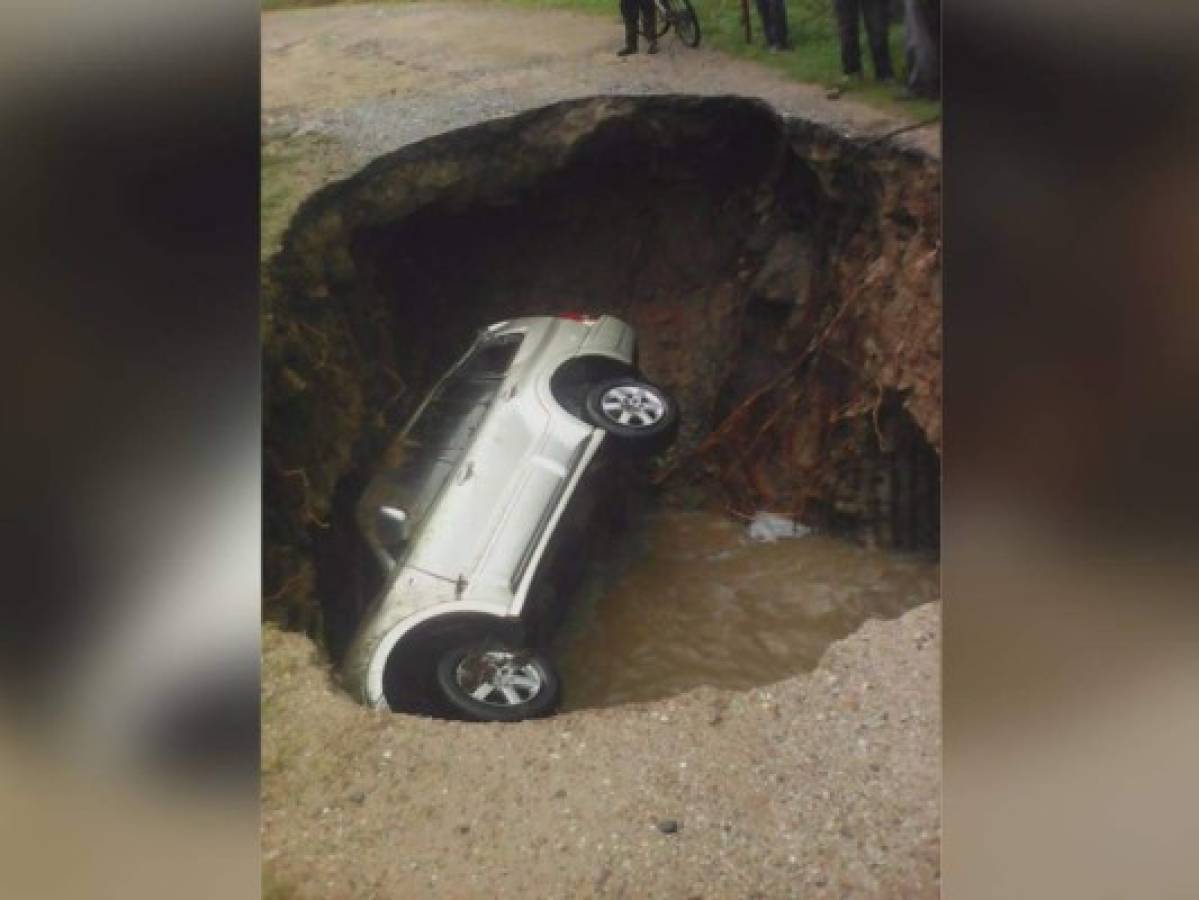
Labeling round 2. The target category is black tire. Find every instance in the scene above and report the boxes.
[673,0,701,47]
[584,376,679,452]
[435,639,560,722]
[645,0,671,40]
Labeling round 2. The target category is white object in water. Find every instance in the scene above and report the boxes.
[747,511,811,542]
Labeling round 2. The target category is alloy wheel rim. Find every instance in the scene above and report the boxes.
[599,385,665,429]
[455,651,543,707]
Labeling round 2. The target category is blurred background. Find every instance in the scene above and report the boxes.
[0,0,1196,897]
[0,1,260,898]
[944,1,1199,896]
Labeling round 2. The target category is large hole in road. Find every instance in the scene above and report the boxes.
[264,95,941,709]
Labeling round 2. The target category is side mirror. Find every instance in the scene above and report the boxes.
[376,505,411,546]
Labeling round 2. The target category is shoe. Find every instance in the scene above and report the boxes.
[838,72,864,88]
[646,40,659,54]
[900,80,939,101]
[617,45,637,56]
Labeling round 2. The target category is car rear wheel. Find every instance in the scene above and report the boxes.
[435,641,560,722]
[584,377,678,451]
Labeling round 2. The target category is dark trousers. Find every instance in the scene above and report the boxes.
[754,0,789,49]
[834,0,894,79]
[620,0,657,47]
[903,0,939,97]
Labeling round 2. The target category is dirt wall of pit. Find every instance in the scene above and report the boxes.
[263,95,941,639]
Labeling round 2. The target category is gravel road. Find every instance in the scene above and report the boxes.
[262,1,940,166]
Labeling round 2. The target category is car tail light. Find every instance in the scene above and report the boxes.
[558,311,597,323]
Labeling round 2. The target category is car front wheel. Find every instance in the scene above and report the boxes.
[435,641,560,722]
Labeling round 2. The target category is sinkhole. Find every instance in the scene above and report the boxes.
[264,95,942,712]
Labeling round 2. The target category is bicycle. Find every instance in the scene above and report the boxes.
[643,0,702,49]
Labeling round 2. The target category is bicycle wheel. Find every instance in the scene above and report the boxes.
[672,0,701,47]
[645,0,671,40]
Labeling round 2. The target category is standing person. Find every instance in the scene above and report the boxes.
[902,0,939,98]
[618,0,658,56]
[833,0,894,83]
[755,0,790,51]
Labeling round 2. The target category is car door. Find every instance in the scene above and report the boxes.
[404,332,536,582]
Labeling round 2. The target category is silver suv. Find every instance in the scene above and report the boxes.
[342,314,677,721]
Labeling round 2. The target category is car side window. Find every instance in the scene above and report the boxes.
[360,332,524,571]
[457,332,522,380]
[409,332,523,454]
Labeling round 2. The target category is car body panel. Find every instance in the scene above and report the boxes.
[361,599,512,711]
[580,314,636,360]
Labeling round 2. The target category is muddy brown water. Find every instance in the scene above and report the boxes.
[553,509,939,709]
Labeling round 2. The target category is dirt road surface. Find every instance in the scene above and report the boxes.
[263,604,940,899]
[262,1,939,163]
[262,5,941,897]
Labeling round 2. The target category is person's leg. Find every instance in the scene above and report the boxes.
[901,0,937,95]
[640,0,658,53]
[921,0,940,96]
[618,0,639,54]
[862,0,894,80]
[902,0,916,86]
[926,0,939,45]
[834,0,863,76]
[754,0,774,47]
[773,0,790,49]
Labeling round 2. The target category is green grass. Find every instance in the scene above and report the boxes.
[262,0,939,120]
[260,139,309,260]
[260,134,350,262]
